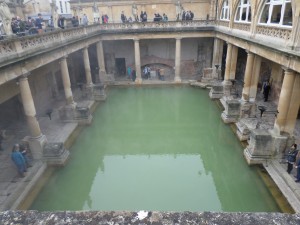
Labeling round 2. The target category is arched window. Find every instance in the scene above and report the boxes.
[220,0,230,21]
[259,0,292,27]
[235,0,251,23]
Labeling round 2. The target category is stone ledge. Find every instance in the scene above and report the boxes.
[0,211,299,224]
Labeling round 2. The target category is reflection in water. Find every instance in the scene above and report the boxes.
[31,87,280,212]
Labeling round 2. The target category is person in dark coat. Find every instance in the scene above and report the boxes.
[287,144,298,174]
[11,144,26,177]
[263,81,271,102]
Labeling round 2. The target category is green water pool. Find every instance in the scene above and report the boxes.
[30,86,280,212]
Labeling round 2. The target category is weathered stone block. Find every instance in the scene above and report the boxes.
[244,129,273,165]
[59,106,92,125]
[209,83,223,99]
[221,99,241,123]
[43,142,70,166]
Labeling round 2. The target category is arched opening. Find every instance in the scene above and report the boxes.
[220,0,230,21]
[234,0,251,23]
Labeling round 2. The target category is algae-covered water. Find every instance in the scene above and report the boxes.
[31,86,280,212]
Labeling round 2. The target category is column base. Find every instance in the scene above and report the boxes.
[209,83,224,99]
[221,112,239,124]
[135,78,143,84]
[243,129,273,165]
[23,134,47,160]
[43,142,70,166]
[235,118,258,141]
[59,105,93,125]
[174,77,182,83]
[85,84,107,101]
[239,100,256,119]
[221,98,241,124]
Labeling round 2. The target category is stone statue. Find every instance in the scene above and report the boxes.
[0,1,13,35]
[175,1,183,21]
[50,0,59,28]
[132,4,138,20]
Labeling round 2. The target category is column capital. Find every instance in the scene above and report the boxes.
[245,50,253,55]
[175,37,182,40]
[133,38,140,42]
[19,72,30,80]
[61,55,68,60]
[281,67,295,74]
[83,45,89,50]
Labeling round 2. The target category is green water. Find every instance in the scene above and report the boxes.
[31,86,280,212]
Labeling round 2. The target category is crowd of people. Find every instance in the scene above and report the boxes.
[4,8,194,38]
[181,10,194,20]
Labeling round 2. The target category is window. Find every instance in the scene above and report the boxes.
[60,1,63,14]
[220,0,230,21]
[259,0,292,27]
[235,0,251,22]
[65,2,68,14]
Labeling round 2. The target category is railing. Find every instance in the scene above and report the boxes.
[233,23,251,32]
[256,25,292,41]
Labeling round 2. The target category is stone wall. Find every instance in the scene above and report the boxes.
[102,38,213,78]
[0,210,299,224]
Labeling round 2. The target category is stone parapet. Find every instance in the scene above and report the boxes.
[0,211,299,224]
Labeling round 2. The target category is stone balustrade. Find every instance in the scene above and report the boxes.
[0,20,215,66]
[256,25,292,41]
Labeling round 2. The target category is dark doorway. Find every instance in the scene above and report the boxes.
[115,58,126,77]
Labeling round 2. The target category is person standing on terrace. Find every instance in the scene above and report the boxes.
[35,13,43,34]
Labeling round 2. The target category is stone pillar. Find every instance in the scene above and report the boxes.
[274,69,296,135]
[223,43,232,85]
[96,41,107,82]
[212,38,224,79]
[284,74,300,134]
[19,76,42,138]
[19,75,47,159]
[82,46,93,86]
[134,39,142,84]
[174,38,182,83]
[249,55,262,101]
[241,51,254,102]
[60,56,76,107]
[50,71,59,98]
[229,45,238,80]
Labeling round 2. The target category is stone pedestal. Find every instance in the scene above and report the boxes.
[92,84,107,101]
[22,135,48,160]
[240,101,256,119]
[209,83,223,99]
[236,118,258,141]
[244,129,273,165]
[103,73,115,85]
[43,142,70,166]
[58,105,92,125]
[221,99,241,123]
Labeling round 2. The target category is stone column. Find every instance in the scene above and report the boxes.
[134,39,142,84]
[223,43,232,85]
[19,76,42,138]
[19,75,47,159]
[229,45,238,80]
[96,41,107,82]
[212,38,224,78]
[249,55,262,101]
[284,74,300,134]
[174,38,182,83]
[60,56,76,107]
[82,46,93,86]
[241,51,254,102]
[274,69,296,135]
